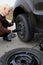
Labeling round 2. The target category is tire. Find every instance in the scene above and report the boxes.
[16,14,34,42]
[0,48,43,65]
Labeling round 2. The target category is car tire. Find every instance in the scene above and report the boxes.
[0,48,43,65]
[16,14,34,42]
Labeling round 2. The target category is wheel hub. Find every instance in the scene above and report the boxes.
[17,21,25,38]
[8,51,38,65]
[14,54,32,65]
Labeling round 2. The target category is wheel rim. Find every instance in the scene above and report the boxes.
[7,51,39,65]
[17,20,26,39]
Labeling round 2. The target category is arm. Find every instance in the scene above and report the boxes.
[0,22,11,34]
[0,15,13,27]
[5,19,13,27]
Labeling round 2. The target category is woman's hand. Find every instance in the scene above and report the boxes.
[8,22,14,26]
[10,22,14,26]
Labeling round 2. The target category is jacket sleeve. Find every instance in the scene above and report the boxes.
[5,19,13,27]
[0,22,11,34]
[0,15,13,27]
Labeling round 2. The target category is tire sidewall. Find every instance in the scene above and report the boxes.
[16,14,34,42]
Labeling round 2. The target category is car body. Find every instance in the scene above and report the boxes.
[13,0,43,15]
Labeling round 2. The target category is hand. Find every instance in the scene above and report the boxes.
[9,22,14,26]
[10,23,14,26]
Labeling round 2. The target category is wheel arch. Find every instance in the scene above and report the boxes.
[13,6,28,18]
[13,6,37,32]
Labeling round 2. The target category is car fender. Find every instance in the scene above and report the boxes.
[13,0,34,13]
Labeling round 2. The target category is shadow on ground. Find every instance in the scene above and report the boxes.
[32,33,43,43]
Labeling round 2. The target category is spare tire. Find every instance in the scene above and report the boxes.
[0,48,43,65]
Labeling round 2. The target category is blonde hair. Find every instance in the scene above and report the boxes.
[0,4,11,16]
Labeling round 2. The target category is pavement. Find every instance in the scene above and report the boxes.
[0,22,43,57]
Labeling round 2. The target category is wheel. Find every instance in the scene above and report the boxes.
[0,48,43,65]
[16,14,34,42]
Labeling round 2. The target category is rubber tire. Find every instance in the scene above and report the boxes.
[16,14,34,42]
[0,48,43,65]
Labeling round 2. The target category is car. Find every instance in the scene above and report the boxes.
[11,0,43,42]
